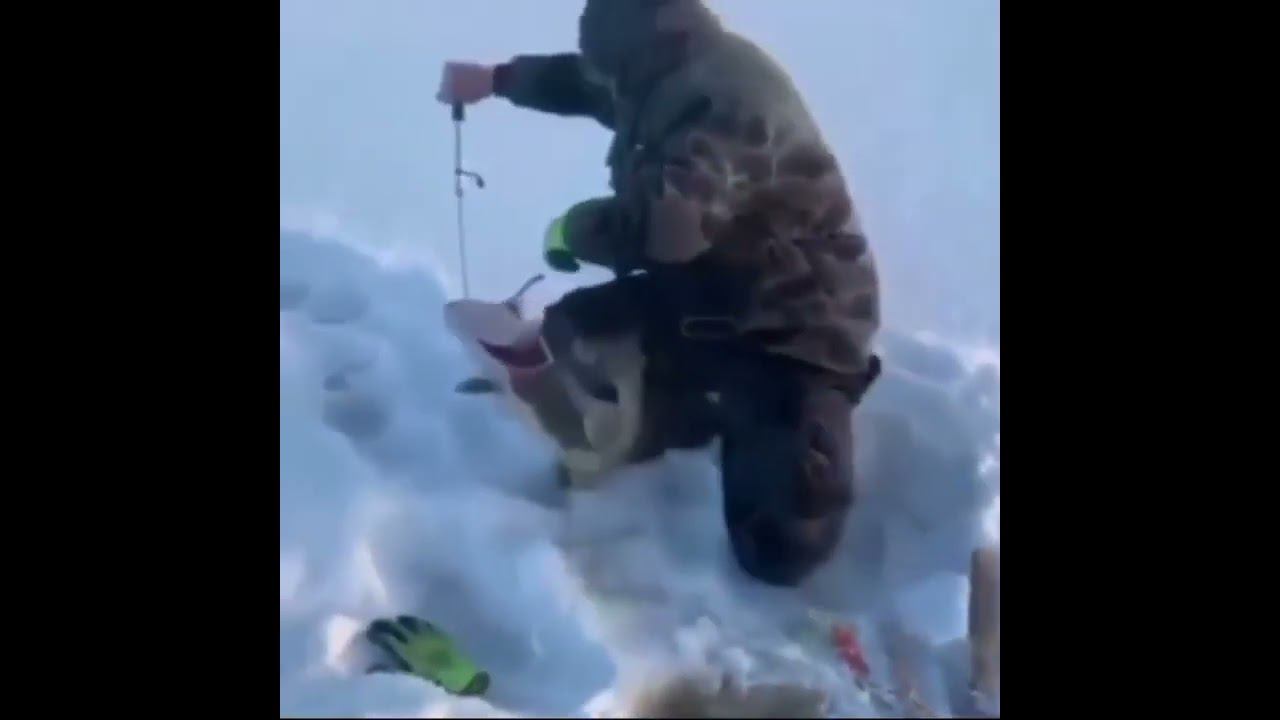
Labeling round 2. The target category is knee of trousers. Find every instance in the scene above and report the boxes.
[726,508,848,587]
[720,382,856,586]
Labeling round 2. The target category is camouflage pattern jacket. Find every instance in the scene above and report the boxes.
[493,0,880,382]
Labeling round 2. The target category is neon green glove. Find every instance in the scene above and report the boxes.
[365,615,490,696]
[543,213,580,273]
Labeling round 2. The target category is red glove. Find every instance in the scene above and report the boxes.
[436,61,495,105]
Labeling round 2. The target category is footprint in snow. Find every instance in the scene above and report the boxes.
[322,366,391,441]
[307,284,370,325]
[279,280,309,310]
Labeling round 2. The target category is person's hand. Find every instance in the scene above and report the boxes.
[436,61,495,105]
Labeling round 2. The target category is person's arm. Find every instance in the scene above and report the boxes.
[492,54,615,130]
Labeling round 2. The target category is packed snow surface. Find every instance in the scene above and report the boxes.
[280,230,999,717]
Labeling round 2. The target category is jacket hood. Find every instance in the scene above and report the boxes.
[577,0,721,88]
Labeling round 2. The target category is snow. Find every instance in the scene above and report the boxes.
[279,229,999,717]
[280,0,997,712]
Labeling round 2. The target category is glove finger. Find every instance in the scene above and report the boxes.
[396,615,439,636]
[367,618,410,647]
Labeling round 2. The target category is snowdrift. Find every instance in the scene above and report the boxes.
[280,229,999,717]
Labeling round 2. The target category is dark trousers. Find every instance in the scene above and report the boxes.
[543,274,863,586]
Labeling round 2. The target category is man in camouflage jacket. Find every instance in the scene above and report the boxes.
[438,0,881,586]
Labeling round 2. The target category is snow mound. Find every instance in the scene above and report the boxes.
[280,229,999,717]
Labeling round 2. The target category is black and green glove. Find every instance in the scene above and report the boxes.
[544,197,630,274]
[543,212,580,273]
[365,615,490,696]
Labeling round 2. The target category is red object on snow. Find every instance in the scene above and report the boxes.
[831,623,872,679]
